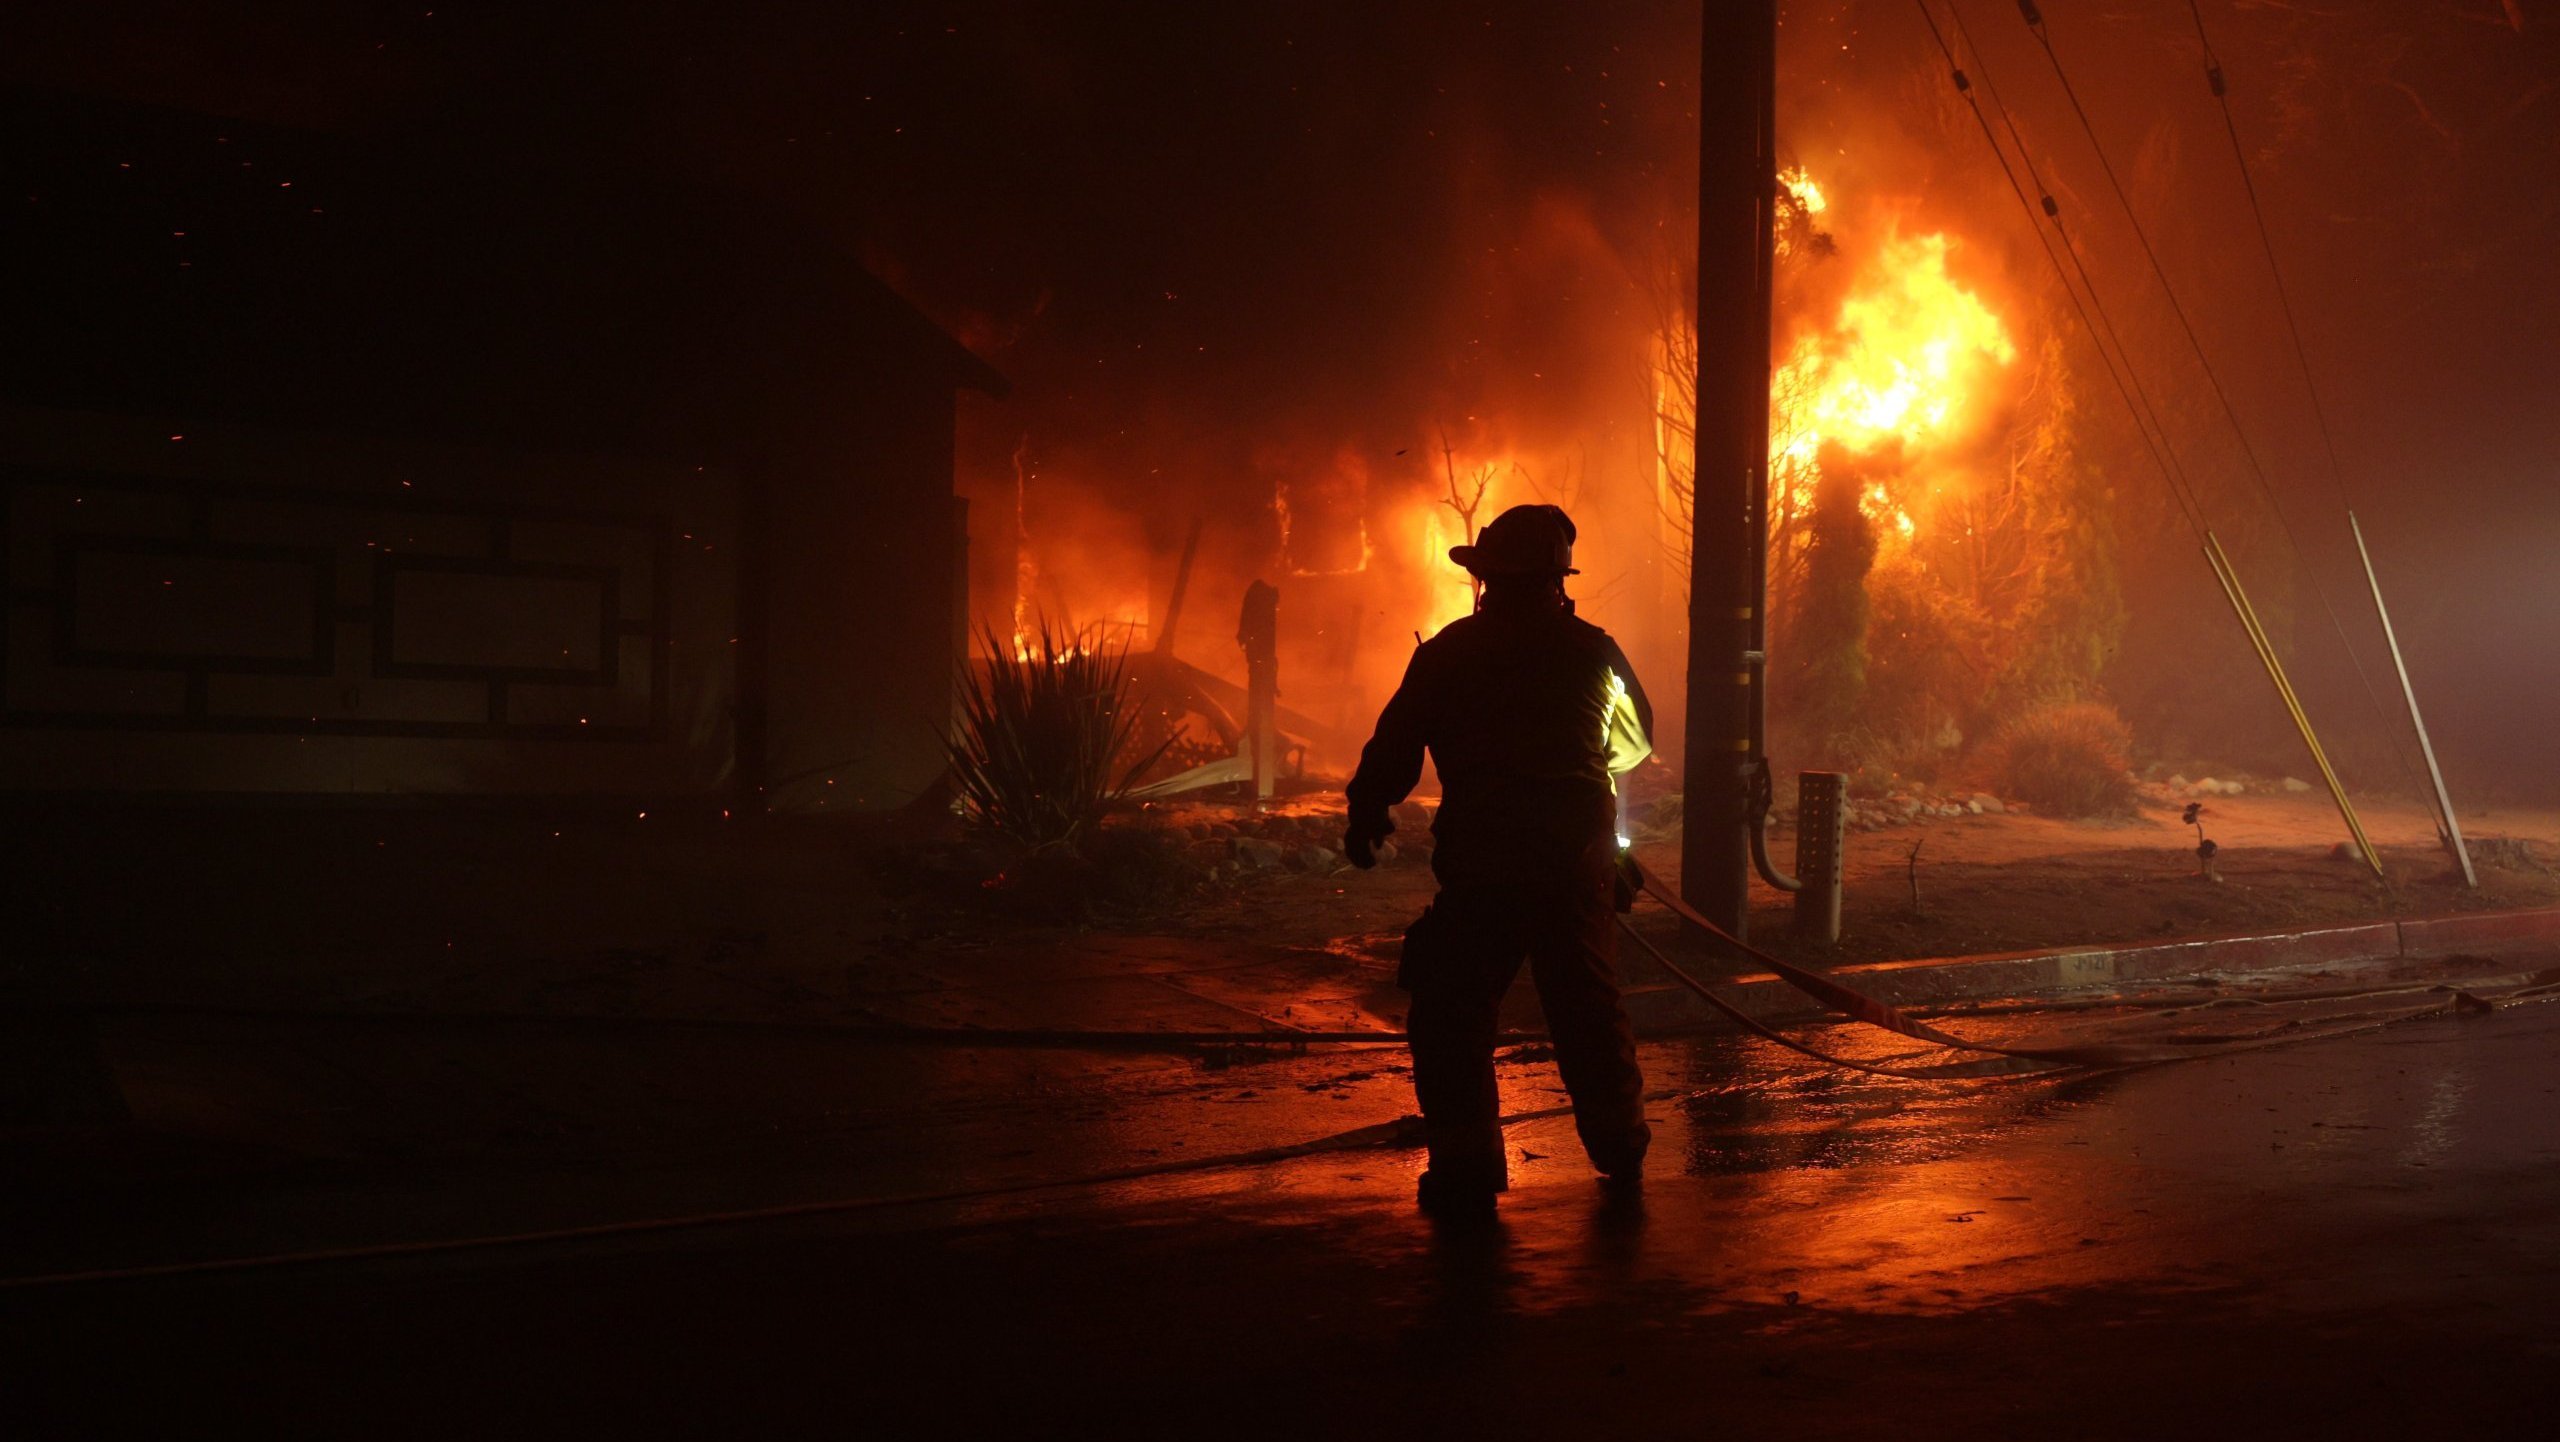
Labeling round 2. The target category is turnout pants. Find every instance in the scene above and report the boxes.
[1398,840,1650,1184]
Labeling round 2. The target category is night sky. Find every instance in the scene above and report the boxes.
[9,0,2557,789]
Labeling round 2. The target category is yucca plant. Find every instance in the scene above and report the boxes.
[948,619,1168,853]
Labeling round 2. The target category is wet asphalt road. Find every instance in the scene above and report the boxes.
[11,997,2560,1437]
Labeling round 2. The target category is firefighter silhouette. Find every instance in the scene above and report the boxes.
[1345,504,1654,1217]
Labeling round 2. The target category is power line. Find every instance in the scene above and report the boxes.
[2181,0,2461,849]
[1907,0,2204,539]
[2009,0,2439,814]
[1916,0,2396,873]
[2011,0,2302,536]
[1939,0,2209,536]
[2181,0,2358,515]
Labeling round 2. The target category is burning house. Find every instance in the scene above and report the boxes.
[990,117,2089,793]
[1,89,1002,810]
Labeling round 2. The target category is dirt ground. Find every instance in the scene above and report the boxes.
[1722,785,2560,966]
[1124,782,2560,971]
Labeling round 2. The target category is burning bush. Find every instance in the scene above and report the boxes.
[949,621,1168,853]
[1981,700,2139,818]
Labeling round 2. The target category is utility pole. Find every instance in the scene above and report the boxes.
[1680,0,1777,934]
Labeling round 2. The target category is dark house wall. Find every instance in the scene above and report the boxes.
[1,89,1000,807]
[0,402,742,796]
[745,379,970,813]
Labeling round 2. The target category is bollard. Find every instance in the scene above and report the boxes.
[1794,770,1847,944]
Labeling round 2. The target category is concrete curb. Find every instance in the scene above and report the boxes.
[1619,905,2560,1034]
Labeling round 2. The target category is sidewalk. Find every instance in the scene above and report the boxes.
[1617,905,2560,1034]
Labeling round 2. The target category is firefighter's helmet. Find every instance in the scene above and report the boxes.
[1449,503,1579,578]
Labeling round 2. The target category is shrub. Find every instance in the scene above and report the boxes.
[1983,700,2138,817]
[1859,560,1993,761]
[948,620,1168,853]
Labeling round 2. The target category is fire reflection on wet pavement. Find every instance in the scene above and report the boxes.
[14,980,2560,1438]
[1007,996,2560,1329]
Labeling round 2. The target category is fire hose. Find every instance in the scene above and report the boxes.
[1613,850,2513,1082]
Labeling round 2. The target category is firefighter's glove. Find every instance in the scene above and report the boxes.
[1342,808,1395,870]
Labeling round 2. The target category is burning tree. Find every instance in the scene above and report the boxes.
[1967,337,2126,711]
[1784,445,1882,746]
[1654,167,2126,776]
[1437,433,1497,607]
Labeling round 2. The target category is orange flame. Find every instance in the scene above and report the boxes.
[1773,224,2015,541]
